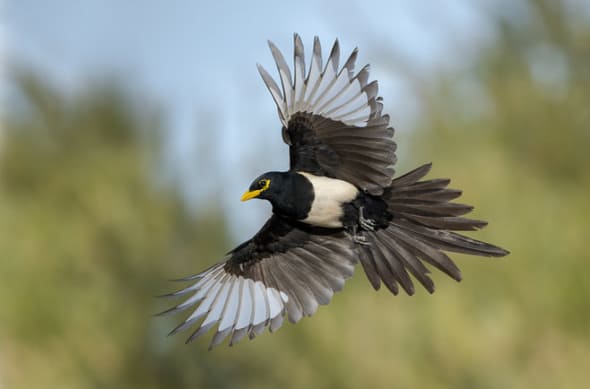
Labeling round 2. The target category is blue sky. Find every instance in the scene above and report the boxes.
[1,0,498,241]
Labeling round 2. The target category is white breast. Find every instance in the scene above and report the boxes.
[297,172,359,228]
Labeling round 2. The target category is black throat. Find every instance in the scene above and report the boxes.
[268,172,314,221]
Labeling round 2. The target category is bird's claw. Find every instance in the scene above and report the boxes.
[352,233,371,246]
[359,206,376,231]
[360,218,376,231]
[349,224,371,246]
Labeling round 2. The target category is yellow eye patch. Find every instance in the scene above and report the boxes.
[259,179,270,190]
[240,179,270,201]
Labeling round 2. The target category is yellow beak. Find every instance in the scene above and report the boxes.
[240,189,262,202]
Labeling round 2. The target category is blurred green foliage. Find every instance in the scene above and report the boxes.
[1,1,589,388]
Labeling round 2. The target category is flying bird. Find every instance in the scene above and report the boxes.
[159,34,509,349]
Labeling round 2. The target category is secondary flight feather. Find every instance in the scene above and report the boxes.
[158,34,509,349]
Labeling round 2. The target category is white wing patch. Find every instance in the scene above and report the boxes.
[161,262,289,349]
[258,34,377,128]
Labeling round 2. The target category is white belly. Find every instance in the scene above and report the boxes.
[297,172,359,228]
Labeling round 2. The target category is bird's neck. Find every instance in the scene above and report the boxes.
[269,172,313,221]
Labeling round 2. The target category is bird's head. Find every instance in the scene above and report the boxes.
[240,172,284,202]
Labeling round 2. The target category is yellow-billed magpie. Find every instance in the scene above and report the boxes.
[159,34,509,349]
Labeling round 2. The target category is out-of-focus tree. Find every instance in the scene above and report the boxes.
[0,71,249,388]
[417,0,590,182]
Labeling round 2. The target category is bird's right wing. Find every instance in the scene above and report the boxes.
[158,215,356,349]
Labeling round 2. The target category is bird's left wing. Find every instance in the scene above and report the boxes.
[159,215,356,349]
[258,34,396,195]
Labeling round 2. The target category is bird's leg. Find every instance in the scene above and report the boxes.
[358,206,376,231]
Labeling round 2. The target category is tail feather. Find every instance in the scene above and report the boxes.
[358,163,509,295]
[389,224,462,281]
[358,230,416,295]
[389,162,432,186]
[390,201,474,217]
[392,188,463,202]
[398,213,487,231]
[386,236,435,293]
[370,242,402,295]
[396,219,508,257]
[358,248,382,291]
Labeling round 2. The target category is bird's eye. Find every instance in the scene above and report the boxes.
[258,179,267,188]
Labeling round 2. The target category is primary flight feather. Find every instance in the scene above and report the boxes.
[159,34,509,349]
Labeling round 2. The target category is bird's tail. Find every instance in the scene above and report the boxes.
[357,163,509,295]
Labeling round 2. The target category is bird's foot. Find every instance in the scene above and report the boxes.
[350,224,371,246]
[352,233,371,246]
[359,206,376,231]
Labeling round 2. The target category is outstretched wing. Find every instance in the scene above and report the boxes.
[258,34,396,195]
[159,215,356,349]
